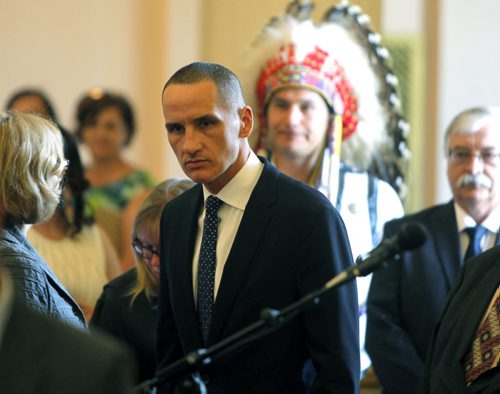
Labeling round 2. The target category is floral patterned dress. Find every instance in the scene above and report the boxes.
[85,169,155,256]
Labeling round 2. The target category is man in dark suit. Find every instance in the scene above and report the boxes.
[156,62,359,393]
[0,266,136,393]
[366,106,500,393]
[421,245,500,393]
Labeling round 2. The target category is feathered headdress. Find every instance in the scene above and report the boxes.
[242,0,410,199]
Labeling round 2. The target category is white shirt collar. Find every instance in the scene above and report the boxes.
[454,201,500,233]
[202,151,263,211]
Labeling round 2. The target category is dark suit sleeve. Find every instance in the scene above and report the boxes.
[300,204,360,393]
[156,211,184,393]
[90,339,137,394]
[1,293,136,394]
[420,263,467,393]
[90,285,127,340]
[366,220,425,392]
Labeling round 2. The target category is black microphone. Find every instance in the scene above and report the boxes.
[325,221,427,289]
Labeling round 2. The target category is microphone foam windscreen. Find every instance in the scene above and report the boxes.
[398,222,428,250]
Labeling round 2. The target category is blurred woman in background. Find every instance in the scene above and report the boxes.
[6,88,72,139]
[75,90,155,270]
[28,131,121,321]
[0,112,86,329]
[6,88,60,124]
[91,178,194,382]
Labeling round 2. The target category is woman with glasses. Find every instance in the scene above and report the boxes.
[0,112,86,329]
[90,178,194,382]
[27,130,122,321]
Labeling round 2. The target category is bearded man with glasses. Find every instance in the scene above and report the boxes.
[366,106,500,394]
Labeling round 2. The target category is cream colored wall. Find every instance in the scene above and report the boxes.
[199,0,380,69]
[382,0,427,212]
[434,0,500,204]
[0,0,381,184]
[2,0,499,207]
[0,0,200,182]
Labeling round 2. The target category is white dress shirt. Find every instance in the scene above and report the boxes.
[192,152,264,302]
[454,202,500,258]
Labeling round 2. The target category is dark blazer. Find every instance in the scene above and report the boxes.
[421,245,500,393]
[0,225,86,329]
[91,268,157,383]
[157,158,360,394]
[0,289,136,393]
[366,201,463,393]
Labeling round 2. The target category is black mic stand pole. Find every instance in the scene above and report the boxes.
[135,222,428,393]
[132,266,360,394]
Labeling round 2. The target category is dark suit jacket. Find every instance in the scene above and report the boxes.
[91,268,157,383]
[156,158,360,394]
[0,289,136,393]
[421,245,500,393]
[366,201,463,393]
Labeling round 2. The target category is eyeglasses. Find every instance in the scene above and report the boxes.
[132,238,160,261]
[56,158,70,172]
[448,148,500,165]
[59,160,69,190]
[56,159,70,191]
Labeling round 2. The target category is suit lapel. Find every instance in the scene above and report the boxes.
[209,160,278,344]
[442,253,500,391]
[170,185,205,349]
[430,201,462,287]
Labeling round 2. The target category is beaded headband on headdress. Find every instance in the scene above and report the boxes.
[256,42,359,140]
[243,0,410,199]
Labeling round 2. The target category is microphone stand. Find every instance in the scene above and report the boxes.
[133,222,427,392]
[132,268,357,394]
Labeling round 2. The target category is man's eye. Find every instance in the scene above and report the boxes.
[276,102,288,110]
[455,150,469,159]
[197,118,217,129]
[166,125,184,134]
[481,150,498,161]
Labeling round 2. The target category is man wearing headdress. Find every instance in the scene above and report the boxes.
[242,1,406,376]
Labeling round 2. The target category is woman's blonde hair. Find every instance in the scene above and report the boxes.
[0,112,65,226]
[129,178,194,302]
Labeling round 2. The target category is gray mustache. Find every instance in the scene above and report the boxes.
[457,173,492,189]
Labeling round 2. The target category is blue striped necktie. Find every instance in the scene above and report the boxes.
[464,226,487,261]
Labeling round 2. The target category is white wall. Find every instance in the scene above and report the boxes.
[2,0,499,203]
[0,0,139,149]
[382,0,426,212]
[436,0,500,202]
[383,0,422,33]
[0,0,202,182]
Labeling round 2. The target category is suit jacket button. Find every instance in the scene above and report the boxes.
[201,374,210,384]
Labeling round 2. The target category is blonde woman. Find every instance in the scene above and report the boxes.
[91,178,194,382]
[0,112,86,329]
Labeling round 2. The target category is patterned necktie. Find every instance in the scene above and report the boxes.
[197,195,224,346]
[463,286,500,386]
[464,226,487,261]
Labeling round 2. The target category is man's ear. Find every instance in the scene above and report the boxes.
[239,105,253,138]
